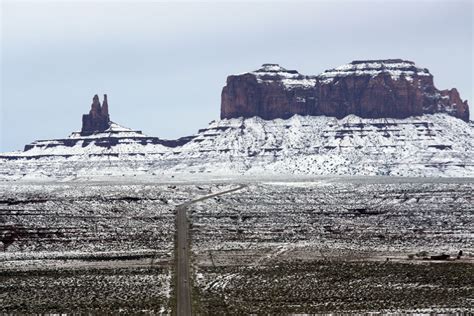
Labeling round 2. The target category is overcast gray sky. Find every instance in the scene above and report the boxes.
[1,0,472,152]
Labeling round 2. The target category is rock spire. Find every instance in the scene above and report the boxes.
[81,94,111,135]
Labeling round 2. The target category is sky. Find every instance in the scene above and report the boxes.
[1,0,472,152]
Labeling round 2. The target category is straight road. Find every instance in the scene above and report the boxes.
[175,185,246,316]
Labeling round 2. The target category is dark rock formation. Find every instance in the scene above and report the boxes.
[15,93,197,155]
[81,94,111,135]
[221,60,470,122]
[20,134,196,154]
[221,64,318,120]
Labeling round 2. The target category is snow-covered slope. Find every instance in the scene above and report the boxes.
[318,60,431,83]
[1,114,473,180]
[2,122,191,158]
[171,113,474,177]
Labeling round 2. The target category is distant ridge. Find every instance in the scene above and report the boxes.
[0,60,472,180]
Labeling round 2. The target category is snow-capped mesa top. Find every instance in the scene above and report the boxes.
[318,59,431,83]
[253,63,290,73]
[69,122,148,139]
[249,64,318,89]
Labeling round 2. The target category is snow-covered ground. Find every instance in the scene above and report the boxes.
[0,182,232,313]
[190,179,474,264]
[1,114,473,180]
[190,178,474,313]
[1,178,472,313]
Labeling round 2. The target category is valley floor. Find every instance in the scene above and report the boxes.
[0,177,472,313]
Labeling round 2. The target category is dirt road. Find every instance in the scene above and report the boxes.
[175,185,246,315]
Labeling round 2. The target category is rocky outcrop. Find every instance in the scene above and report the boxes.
[221,64,318,120]
[20,122,196,154]
[221,60,470,122]
[15,93,196,155]
[81,94,111,135]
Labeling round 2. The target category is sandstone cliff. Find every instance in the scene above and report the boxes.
[221,60,470,122]
[81,94,111,135]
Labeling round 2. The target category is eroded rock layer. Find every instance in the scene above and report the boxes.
[221,60,469,121]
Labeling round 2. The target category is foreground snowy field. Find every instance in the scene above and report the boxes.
[0,177,472,313]
[189,177,474,313]
[0,182,231,313]
[191,178,474,262]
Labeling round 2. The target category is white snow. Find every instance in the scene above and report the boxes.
[249,64,317,90]
[1,113,473,180]
[319,60,431,83]
[281,78,317,88]
[69,122,147,139]
[2,121,169,158]
[247,61,431,87]
[257,64,287,72]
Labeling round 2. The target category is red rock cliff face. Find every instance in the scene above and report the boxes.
[221,60,470,122]
[81,94,111,135]
[221,64,318,120]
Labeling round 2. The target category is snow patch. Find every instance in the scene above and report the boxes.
[1,113,472,179]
